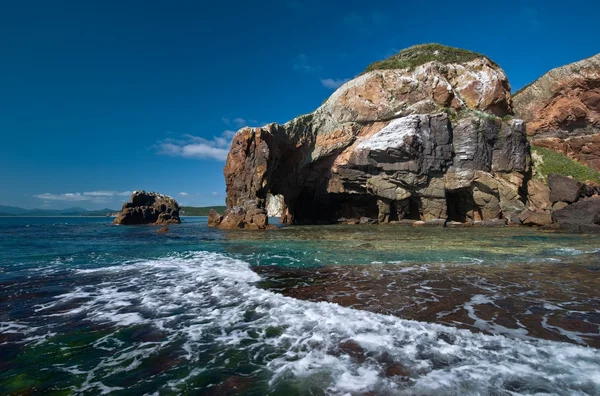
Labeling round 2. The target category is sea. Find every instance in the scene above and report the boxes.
[1,216,600,395]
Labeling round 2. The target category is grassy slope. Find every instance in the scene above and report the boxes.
[531,146,600,184]
[180,206,226,216]
[364,43,497,73]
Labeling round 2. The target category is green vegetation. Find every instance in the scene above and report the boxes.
[531,146,600,184]
[364,43,498,73]
[180,206,226,216]
[512,81,535,97]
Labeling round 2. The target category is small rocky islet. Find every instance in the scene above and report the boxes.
[113,190,181,225]
[203,44,600,233]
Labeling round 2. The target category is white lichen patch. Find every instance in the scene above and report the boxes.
[355,116,421,151]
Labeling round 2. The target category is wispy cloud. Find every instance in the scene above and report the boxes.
[293,53,320,73]
[156,131,234,161]
[320,78,350,89]
[222,117,258,128]
[179,192,189,196]
[34,191,131,202]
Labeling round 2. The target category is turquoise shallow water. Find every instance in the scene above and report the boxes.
[1,217,600,395]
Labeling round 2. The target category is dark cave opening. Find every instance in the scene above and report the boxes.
[446,188,478,222]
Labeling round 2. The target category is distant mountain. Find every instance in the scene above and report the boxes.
[0,206,117,217]
[0,205,30,215]
[0,205,227,217]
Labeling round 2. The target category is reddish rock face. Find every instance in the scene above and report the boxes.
[513,53,600,170]
[220,46,530,229]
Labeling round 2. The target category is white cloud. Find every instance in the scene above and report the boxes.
[232,117,247,127]
[82,191,131,197]
[33,191,131,202]
[320,78,350,89]
[211,192,219,196]
[156,131,234,161]
[179,192,189,196]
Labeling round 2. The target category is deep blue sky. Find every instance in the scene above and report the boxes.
[1,0,598,209]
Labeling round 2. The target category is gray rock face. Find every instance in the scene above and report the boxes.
[552,197,600,232]
[114,191,181,225]
[548,174,584,203]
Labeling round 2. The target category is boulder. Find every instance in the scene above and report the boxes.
[552,197,600,232]
[527,179,552,210]
[424,219,446,227]
[114,191,181,225]
[521,212,553,227]
[552,202,569,212]
[475,218,508,227]
[218,201,269,230]
[548,174,584,203]
[207,209,223,228]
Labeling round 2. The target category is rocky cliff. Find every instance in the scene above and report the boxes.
[114,191,181,225]
[513,53,600,170]
[216,44,530,229]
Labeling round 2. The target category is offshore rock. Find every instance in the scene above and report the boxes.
[114,191,181,225]
[221,45,529,228]
[513,53,600,170]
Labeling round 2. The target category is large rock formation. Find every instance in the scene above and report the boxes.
[513,53,600,170]
[217,44,530,229]
[114,191,181,225]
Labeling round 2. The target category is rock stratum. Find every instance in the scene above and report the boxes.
[513,53,600,170]
[114,191,181,225]
[215,44,533,229]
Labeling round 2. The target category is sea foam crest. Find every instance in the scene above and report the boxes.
[35,251,600,395]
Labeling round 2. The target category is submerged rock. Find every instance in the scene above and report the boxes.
[220,44,530,229]
[114,191,180,225]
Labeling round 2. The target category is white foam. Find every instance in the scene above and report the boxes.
[33,251,600,395]
[551,247,600,256]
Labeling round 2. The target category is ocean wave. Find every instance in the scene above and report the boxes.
[33,251,600,395]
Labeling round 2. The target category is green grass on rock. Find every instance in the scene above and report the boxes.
[531,146,600,184]
[364,43,498,73]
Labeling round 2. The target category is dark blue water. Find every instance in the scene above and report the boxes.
[1,217,600,395]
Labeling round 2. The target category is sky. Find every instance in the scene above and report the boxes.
[0,0,598,210]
